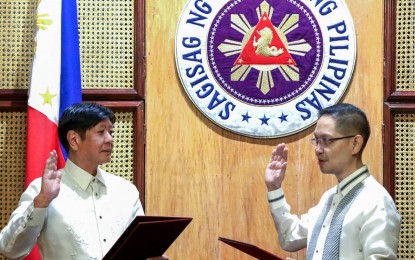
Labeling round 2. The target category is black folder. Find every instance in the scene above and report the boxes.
[219,237,283,260]
[103,216,192,260]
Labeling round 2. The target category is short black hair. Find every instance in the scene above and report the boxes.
[58,103,115,153]
[318,103,370,150]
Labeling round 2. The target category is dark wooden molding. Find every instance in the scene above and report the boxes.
[134,0,146,100]
[134,0,146,208]
[0,101,27,111]
[383,0,396,200]
[83,89,142,101]
[384,91,415,102]
[0,90,28,102]
[383,103,396,199]
[384,0,396,101]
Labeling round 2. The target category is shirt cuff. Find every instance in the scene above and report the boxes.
[26,208,47,227]
[267,188,286,206]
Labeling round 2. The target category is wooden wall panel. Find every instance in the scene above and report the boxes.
[145,0,384,259]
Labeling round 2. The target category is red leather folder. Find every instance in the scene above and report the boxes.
[219,237,283,260]
[103,216,192,260]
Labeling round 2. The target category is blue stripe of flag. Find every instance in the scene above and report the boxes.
[60,0,82,117]
[59,0,82,158]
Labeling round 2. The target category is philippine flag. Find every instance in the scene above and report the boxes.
[25,0,82,258]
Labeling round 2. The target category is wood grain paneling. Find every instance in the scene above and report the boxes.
[145,0,384,259]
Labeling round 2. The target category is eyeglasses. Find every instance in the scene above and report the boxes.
[310,135,355,147]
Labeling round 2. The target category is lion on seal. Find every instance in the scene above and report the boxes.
[253,27,284,57]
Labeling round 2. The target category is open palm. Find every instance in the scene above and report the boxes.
[264,143,288,191]
[38,150,62,206]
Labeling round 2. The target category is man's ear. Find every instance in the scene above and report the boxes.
[351,135,364,155]
[67,130,81,151]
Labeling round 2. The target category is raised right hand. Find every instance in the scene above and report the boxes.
[264,143,288,191]
[34,150,62,208]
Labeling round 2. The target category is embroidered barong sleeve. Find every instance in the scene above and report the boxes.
[267,188,310,251]
[0,179,46,259]
[359,194,401,260]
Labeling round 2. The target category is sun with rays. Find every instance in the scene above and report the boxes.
[208,0,321,104]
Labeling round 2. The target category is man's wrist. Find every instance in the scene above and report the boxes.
[266,183,281,192]
[34,194,50,208]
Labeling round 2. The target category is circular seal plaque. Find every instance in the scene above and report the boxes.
[175,0,356,138]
